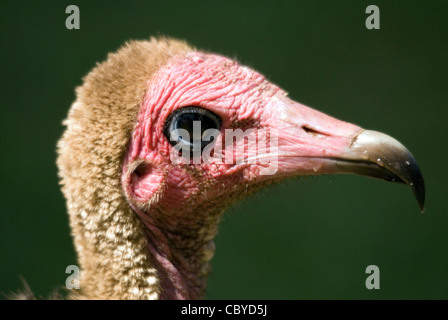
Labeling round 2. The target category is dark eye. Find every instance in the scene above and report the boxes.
[163,106,222,154]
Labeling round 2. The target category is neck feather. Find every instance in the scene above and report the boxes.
[135,206,221,299]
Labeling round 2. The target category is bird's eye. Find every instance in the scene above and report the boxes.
[163,106,222,154]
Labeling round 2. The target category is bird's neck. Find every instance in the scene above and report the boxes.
[134,206,222,299]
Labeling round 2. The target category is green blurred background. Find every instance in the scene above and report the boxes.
[1,0,447,299]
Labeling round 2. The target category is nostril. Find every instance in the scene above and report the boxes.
[302,125,317,134]
[302,126,314,134]
[302,125,328,137]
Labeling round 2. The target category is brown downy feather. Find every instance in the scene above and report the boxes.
[57,37,193,299]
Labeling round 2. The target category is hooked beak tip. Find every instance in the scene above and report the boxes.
[345,130,425,212]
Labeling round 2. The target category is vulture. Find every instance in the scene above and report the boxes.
[53,37,424,299]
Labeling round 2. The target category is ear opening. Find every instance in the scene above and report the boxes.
[122,160,166,208]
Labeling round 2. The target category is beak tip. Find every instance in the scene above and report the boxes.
[419,202,425,213]
[419,201,425,213]
[409,160,425,213]
[409,170,425,213]
[419,199,425,214]
[345,130,426,213]
[415,183,425,213]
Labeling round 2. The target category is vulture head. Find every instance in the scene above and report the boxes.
[57,37,424,299]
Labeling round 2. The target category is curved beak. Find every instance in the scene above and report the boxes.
[330,130,425,211]
[264,95,425,212]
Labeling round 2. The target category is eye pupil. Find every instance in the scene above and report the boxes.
[173,113,216,136]
[164,106,222,154]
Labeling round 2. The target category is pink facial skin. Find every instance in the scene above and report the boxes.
[121,52,363,299]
